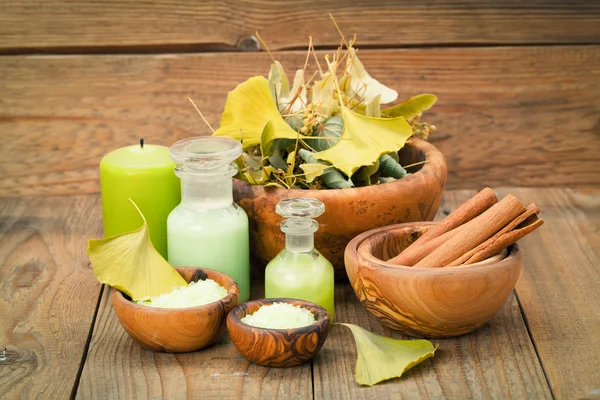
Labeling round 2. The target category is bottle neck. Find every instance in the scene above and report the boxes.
[180,176,233,210]
[285,233,315,253]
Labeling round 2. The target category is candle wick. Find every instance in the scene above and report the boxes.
[140,138,144,149]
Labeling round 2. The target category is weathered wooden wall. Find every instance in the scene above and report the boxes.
[1,1,599,197]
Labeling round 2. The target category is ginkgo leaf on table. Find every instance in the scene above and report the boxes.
[87,200,187,301]
[339,323,438,386]
[313,106,413,177]
[213,76,307,150]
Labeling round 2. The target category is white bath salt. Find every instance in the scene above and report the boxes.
[241,302,316,329]
[136,279,227,308]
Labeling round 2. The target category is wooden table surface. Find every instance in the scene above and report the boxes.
[1,187,599,399]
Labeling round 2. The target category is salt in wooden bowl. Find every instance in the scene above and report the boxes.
[112,267,240,352]
[345,222,522,338]
[226,298,332,367]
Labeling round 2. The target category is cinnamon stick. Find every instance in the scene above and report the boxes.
[461,210,543,265]
[388,187,497,265]
[412,194,527,268]
[448,203,541,266]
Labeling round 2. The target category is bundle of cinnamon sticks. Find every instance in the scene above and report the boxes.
[388,188,544,268]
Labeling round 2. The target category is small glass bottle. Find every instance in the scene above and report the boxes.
[167,137,250,302]
[264,198,335,319]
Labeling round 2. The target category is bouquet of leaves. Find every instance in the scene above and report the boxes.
[209,17,437,189]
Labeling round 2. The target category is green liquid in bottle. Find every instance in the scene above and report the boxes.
[264,198,335,320]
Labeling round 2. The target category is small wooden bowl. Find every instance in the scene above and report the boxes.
[112,267,239,353]
[345,222,523,338]
[226,298,332,367]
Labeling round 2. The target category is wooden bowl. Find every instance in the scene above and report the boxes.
[233,138,447,280]
[112,267,239,352]
[345,222,523,338]
[226,298,332,367]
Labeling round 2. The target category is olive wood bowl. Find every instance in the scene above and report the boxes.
[233,138,447,280]
[345,222,523,338]
[226,298,332,367]
[112,267,239,352]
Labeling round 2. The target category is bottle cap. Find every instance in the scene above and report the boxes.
[276,198,325,219]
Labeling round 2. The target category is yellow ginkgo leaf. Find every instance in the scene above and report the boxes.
[314,106,412,177]
[87,200,187,301]
[299,163,331,183]
[346,48,398,104]
[214,76,301,150]
[339,323,438,387]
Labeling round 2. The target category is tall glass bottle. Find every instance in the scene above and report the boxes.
[167,137,250,302]
[264,198,335,319]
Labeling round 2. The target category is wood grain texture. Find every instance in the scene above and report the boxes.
[227,298,331,368]
[346,222,523,337]
[1,46,599,197]
[0,195,102,398]
[112,268,239,353]
[78,279,312,399]
[494,187,600,399]
[2,0,600,52]
[236,139,446,278]
[312,283,552,399]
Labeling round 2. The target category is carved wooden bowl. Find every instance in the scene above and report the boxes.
[226,298,332,367]
[345,222,523,338]
[233,138,447,280]
[112,267,239,353]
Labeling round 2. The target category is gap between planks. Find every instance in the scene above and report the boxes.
[1,40,600,57]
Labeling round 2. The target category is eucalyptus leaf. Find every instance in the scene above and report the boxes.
[339,323,438,387]
[299,148,353,189]
[87,200,188,301]
[381,94,437,119]
[378,154,407,179]
[268,149,287,171]
[313,106,413,177]
[352,160,380,186]
[311,116,343,152]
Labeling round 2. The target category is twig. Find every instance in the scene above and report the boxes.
[187,97,215,133]
[309,36,323,76]
[329,13,349,48]
[303,37,312,71]
[255,31,275,63]
[403,160,428,169]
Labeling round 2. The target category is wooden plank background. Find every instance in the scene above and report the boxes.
[2,0,600,52]
[1,46,599,197]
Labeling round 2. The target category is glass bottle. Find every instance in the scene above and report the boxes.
[264,198,335,319]
[167,137,250,302]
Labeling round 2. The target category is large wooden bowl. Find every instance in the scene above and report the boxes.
[345,222,523,338]
[226,298,332,367]
[112,267,239,352]
[233,138,447,280]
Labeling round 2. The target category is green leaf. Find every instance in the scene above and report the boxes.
[87,200,187,301]
[353,160,380,187]
[213,76,306,151]
[299,148,353,189]
[268,148,287,171]
[379,154,407,179]
[339,323,438,387]
[381,94,437,119]
[311,116,343,152]
[299,163,330,183]
[313,106,413,177]
[346,48,398,104]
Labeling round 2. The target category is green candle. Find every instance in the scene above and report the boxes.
[100,141,180,259]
